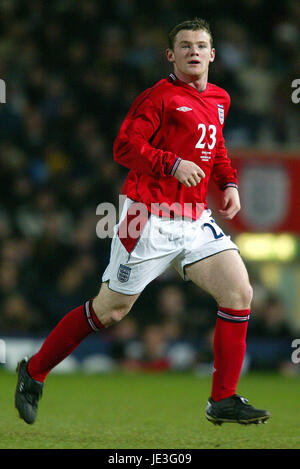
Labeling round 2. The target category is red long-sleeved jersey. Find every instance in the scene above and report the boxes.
[113,73,238,219]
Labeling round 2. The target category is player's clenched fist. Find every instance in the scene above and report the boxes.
[173,160,205,187]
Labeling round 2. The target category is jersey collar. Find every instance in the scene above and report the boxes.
[167,73,209,95]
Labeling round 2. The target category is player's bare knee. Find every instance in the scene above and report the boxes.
[235,285,252,308]
[236,283,253,308]
[92,300,131,327]
[92,282,140,328]
[109,306,131,325]
[246,283,253,305]
[219,282,253,309]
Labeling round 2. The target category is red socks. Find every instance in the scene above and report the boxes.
[211,306,250,402]
[28,300,104,382]
[27,300,249,399]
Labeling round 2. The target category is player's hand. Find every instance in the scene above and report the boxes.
[173,160,205,187]
[218,186,241,220]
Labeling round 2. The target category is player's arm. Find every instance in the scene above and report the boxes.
[211,92,240,219]
[113,96,180,178]
[172,159,205,187]
[218,186,241,220]
[212,134,240,220]
[113,96,204,185]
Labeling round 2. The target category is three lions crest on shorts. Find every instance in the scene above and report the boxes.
[117,264,131,283]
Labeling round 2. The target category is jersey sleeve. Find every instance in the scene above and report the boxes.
[211,93,238,190]
[113,94,181,178]
[212,135,238,190]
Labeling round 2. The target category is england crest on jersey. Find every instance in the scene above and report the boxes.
[117,264,131,283]
[217,104,224,124]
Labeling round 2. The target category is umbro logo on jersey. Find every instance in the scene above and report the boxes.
[176,106,193,112]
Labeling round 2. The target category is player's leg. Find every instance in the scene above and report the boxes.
[15,209,181,424]
[15,204,186,424]
[15,283,139,424]
[185,250,270,424]
[185,249,252,309]
[92,282,140,327]
[27,282,139,382]
[185,249,251,399]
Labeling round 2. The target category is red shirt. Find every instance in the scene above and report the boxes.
[113,73,238,220]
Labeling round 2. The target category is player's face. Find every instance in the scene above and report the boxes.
[167,29,215,80]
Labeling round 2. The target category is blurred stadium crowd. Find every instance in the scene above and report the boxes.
[0,0,298,372]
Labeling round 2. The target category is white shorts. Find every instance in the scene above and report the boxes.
[102,198,238,295]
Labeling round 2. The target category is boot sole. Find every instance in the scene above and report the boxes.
[206,413,270,426]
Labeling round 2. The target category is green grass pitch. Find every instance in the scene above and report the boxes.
[1,370,300,449]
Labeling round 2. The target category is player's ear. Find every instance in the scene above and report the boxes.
[209,48,215,63]
[166,48,175,63]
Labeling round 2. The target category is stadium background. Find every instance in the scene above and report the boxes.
[0,0,299,377]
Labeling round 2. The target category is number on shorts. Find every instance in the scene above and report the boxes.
[201,221,224,239]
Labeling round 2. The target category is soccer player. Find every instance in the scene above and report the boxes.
[15,18,270,426]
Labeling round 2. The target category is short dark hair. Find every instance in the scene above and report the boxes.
[168,18,213,50]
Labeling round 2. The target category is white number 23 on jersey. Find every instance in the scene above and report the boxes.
[195,123,216,150]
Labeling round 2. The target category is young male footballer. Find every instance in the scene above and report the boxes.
[15,18,270,426]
